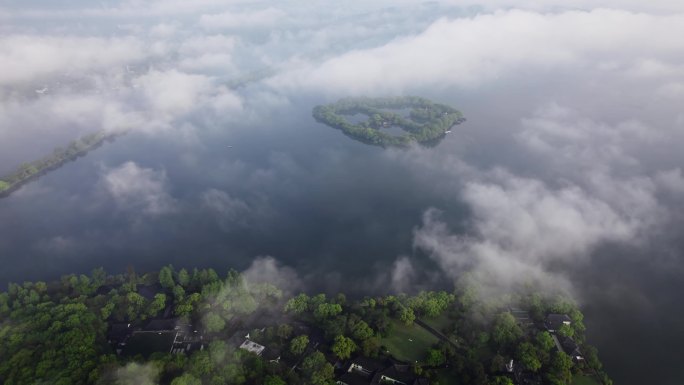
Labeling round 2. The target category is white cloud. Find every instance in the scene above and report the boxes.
[199,7,286,30]
[270,9,684,94]
[241,256,302,295]
[102,161,176,215]
[0,35,146,87]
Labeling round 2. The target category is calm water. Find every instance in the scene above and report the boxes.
[0,94,682,385]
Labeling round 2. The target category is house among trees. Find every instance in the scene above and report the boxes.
[560,336,584,362]
[240,339,266,356]
[336,357,429,385]
[545,314,571,332]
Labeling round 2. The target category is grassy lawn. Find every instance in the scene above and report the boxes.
[423,313,454,334]
[572,375,601,385]
[380,319,439,363]
[433,369,462,385]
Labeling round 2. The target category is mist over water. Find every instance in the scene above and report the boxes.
[2,1,684,384]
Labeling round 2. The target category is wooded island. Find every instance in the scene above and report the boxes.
[313,96,465,148]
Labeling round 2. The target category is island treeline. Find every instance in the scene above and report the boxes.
[0,266,611,385]
[0,129,124,198]
[313,96,465,148]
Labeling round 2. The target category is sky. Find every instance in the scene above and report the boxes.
[1,1,684,384]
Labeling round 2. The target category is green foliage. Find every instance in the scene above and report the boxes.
[148,293,166,317]
[302,351,334,385]
[349,319,374,341]
[516,342,542,372]
[204,312,226,333]
[491,376,515,385]
[491,312,523,348]
[284,293,310,314]
[159,266,175,289]
[407,291,455,318]
[170,373,202,385]
[314,303,342,320]
[557,323,574,338]
[264,375,287,385]
[332,335,357,360]
[536,331,555,352]
[0,180,9,191]
[547,351,573,385]
[0,300,106,385]
[177,268,190,287]
[399,306,415,326]
[290,335,309,356]
[425,349,446,366]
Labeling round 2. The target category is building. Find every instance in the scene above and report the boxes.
[545,314,571,332]
[336,357,429,385]
[240,339,266,356]
[559,336,584,362]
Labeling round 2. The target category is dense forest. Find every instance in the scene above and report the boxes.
[313,96,465,147]
[0,266,611,385]
[0,129,124,197]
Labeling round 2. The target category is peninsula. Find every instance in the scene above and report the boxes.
[313,96,465,148]
[0,129,125,198]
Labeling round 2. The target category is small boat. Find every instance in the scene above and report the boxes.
[445,130,452,134]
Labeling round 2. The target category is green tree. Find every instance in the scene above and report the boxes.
[170,373,202,385]
[284,294,310,315]
[547,351,573,385]
[177,268,190,287]
[314,303,342,320]
[536,331,555,352]
[302,351,334,385]
[350,319,374,341]
[491,312,522,348]
[0,180,10,191]
[264,375,287,385]
[204,313,226,333]
[400,306,416,326]
[159,266,175,289]
[277,324,293,340]
[125,292,147,320]
[425,349,446,366]
[361,337,381,357]
[290,335,309,356]
[332,335,357,360]
[491,376,514,385]
[557,323,574,338]
[148,293,167,317]
[516,342,541,372]
[173,285,185,301]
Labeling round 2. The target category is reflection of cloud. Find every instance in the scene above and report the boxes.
[102,161,176,215]
[201,188,250,227]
